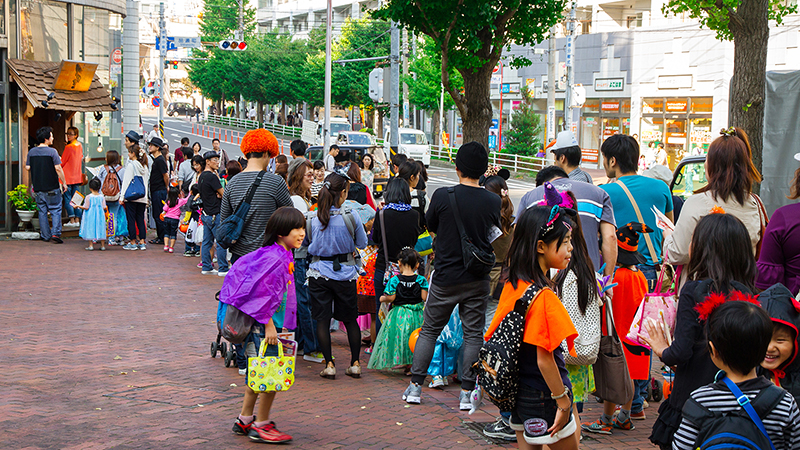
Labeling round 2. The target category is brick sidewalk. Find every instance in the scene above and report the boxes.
[0,237,660,449]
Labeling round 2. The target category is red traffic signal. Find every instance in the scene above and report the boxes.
[218,40,247,51]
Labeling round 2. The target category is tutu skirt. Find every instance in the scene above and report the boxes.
[79,196,107,241]
[367,303,424,369]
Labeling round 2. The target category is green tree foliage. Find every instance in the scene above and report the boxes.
[405,36,461,112]
[199,0,256,41]
[331,17,391,107]
[374,0,565,148]
[503,86,543,156]
[661,0,796,177]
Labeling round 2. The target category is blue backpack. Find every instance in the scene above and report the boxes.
[682,375,783,450]
[215,171,265,249]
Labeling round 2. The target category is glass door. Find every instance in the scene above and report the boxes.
[689,117,712,155]
[664,118,687,170]
[602,117,620,142]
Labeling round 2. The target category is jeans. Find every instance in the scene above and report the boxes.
[632,378,649,413]
[638,264,659,292]
[151,189,168,240]
[410,279,490,391]
[62,184,82,219]
[293,257,319,353]
[236,323,265,370]
[35,189,63,240]
[201,214,228,272]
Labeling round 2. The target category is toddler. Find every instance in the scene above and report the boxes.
[73,178,108,251]
[160,185,188,253]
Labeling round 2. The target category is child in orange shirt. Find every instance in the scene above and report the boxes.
[583,222,652,435]
[485,199,579,450]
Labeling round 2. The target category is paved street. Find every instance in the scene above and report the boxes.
[1,236,661,449]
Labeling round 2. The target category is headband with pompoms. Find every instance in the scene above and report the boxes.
[541,182,577,235]
[694,290,761,321]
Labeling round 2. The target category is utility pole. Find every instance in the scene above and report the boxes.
[323,0,333,151]
[564,2,576,137]
[402,27,409,128]
[122,0,140,136]
[236,0,244,118]
[546,24,557,163]
[439,82,444,147]
[390,22,400,168]
[158,2,166,139]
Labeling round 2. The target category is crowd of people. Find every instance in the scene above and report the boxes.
[23,123,800,448]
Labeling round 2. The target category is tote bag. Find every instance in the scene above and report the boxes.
[593,295,634,405]
[124,175,145,201]
[626,263,677,348]
[247,339,296,393]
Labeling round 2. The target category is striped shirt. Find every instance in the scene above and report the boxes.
[673,377,800,450]
[220,170,293,257]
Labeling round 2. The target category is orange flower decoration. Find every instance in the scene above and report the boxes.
[241,128,279,158]
[288,262,294,274]
[709,205,726,215]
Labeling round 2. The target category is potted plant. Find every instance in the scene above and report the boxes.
[8,184,37,223]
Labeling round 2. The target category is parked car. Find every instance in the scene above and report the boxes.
[337,131,376,146]
[167,102,197,117]
[311,118,352,145]
[384,127,431,167]
[670,155,707,200]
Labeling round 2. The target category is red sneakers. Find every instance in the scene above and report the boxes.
[232,417,253,436]
[247,421,293,444]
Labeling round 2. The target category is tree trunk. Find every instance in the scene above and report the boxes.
[457,67,494,150]
[728,0,769,190]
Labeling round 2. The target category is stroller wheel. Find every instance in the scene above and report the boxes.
[224,349,235,368]
[210,342,218,358]
[220,342,228,357]
[651,379,663,402]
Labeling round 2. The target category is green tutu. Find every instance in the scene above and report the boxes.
[367,302,424,370]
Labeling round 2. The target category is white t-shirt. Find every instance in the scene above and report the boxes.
[291,195,310,212]
[324,153,336,171]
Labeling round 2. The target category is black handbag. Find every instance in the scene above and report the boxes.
[447,186,495,277]
[475,284,540,412]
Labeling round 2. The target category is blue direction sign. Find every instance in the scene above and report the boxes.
[155,37,177,52]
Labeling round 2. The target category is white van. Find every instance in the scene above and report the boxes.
[314,118,352,145]
[384,128,431,167]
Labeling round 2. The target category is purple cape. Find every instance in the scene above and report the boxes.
[219,243,297,329]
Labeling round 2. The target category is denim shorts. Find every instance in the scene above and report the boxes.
[510,384,575,445]
[164,217,179,239]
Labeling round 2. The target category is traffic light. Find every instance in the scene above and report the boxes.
[218,40,247,51]
[172,61,178,69]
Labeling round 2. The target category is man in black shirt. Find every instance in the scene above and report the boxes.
[404,142,501,409]
[25,126,67,243]
[199,151,229,276]
[147,137,169,245]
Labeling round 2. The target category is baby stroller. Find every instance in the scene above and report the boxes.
[210,291,237,367]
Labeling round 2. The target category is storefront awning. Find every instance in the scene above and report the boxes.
[6,59,115,112]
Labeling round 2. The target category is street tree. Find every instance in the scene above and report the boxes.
[503,86,543,156]
[375,0,566,148]
[198,0,256,41]
[332,17,391,107]
[405,36,463,144]
[662,0,795,175]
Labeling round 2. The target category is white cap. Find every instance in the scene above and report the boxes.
[643,164,673,186]
[551,130,578,152]
[795,152,800,162]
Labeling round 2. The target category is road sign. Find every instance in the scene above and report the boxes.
[152,97,160,107]
[174,37,201,48]
[111,48,122,64]
[155,37,177,52]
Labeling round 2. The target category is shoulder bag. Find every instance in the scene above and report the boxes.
[124,164,146,201]
[593,294,634,405]
[560,271,602,365]
[626,261,678,348]
[752,193,768,260]
[215,171,266,249]
[447,186,495,277]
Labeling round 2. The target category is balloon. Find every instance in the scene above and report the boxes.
[408,328,421,353]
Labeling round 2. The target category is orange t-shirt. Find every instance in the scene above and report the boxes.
[485,282,578,356]
[61,141,83,185]
[606,267,650,380]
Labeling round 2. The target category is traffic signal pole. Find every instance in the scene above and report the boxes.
[158,2,166,139]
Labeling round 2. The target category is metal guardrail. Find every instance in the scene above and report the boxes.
[205,114,546,173]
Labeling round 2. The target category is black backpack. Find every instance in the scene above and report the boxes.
[681,377,783,450]
[474,284,540,412]
[215,171,266,249]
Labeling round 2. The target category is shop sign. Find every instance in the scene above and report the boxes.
[691,127,712,144]
[111,48,122,65]
[582,148,599,163]
[667,132,686,145]
[501,83,520,94]
[601,101,620,112]
[658,75,693,89]
[595,78,624,91]
[666,100,687,112]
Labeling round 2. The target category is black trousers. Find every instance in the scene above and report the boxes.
[124,202,147,239]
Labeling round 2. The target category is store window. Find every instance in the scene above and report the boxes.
[0,0,6,35]
[20,0,68,61]
[583,99,600,114]
[690,97,713,113]
[621,99,631,114]
[642,98,664,114]
[690,117,712,154]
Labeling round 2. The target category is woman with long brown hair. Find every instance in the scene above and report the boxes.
[288,159,314,212]
[120,135,150,250]
[663,127,765,289]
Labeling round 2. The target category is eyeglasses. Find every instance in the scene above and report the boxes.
[304,173,314,178]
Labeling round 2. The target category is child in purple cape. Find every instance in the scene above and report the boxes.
[220,207,306,444]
